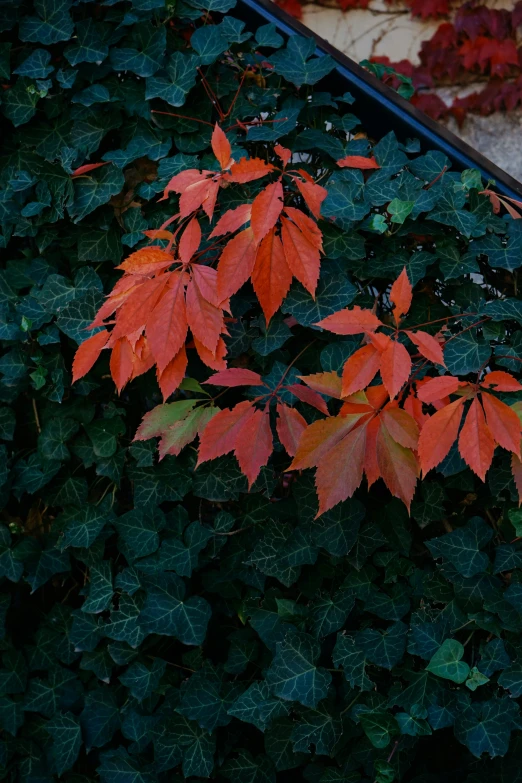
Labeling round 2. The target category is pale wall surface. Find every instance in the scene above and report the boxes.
[295,0,522,183]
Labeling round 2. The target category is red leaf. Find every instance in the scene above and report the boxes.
[389,267,412,324]
[111,274,170,339]
[376,422,419,510]
[217,227,258,300]
[286,383,329,415]
[458,397,495,481]
[294,178,327,219]
[204,368,264,387]
[186,277,223,355]
[341,344,381,397]
[418,397,466,474]
[481,371,522,392]
[179,176,212,218]
[290,413,366,471]
[146,271,187,372]
[72,330,109,383]
[316,305,382,335]
[163,169,209,198]
[298,371,343,400]
[281,216,321,297]
[235,408,273,486]
[380,339,412,399]
[209,204,252,239]
[211,124,232,170]
[283,207,323,251]
[157,345,188,401]
[481,392,521,456]
[274,144,291,166]
[191,264,222,307]
[315,423,367,515]
[512,453,522,506]
[198,400,256,464]
[225,157,274,184]
[117,247,174,275]
[406,330,446,366]
[178,217,201,263]
[381,406,419,449]
[194,335,227,371]
[337,155,380,170]
[251,180,284,243]
[71,161,109,177]
[364,416,381,488]
[276,403,308,457]
[417,375,461,403]
[251,228,293,325]
[110,337,134,393]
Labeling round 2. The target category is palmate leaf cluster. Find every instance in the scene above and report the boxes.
[3,1,522,782]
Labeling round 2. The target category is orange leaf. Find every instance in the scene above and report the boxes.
[294,178,327,219]
[117,246,174,275]
[209,204,252,239]
[481,392,521,456]
[283,207,323,251]
[380,339,412,399]
[90,276,142,328]
[316,305,382,335]
[235,408,273,486]
[111,274,170,339]
[201,179,220,221]
[417,375,461,404]
[315,423,367,515]
[389,267,412,324]
[71,161,109,177]
[178,217,201,263]
[217,228,258,300]
[406,330,445,366]
[211,124,232,170]
[145,271,187,372]
[142,229,174,241]
[290,413,366,471]
[511,453,522,505]
[130,335,155,381]
[157,344,187,401]
[194,335,227,371]
[186,277,223,355]
[225,157,274,184]
[376,422,419,510]
[286,383,330,415]
[298,371,343,400]
[341,344,381,397]
[110,337,134,393]
[251,180,284,243]
[458,397,495,481]
[281,216,320,297]
[163,169,209,197]
[205,368,264,387]
[251,228,293,325]
[191,264,222,307]
[480,371,522,392]
[72,330,109,383]
[276,403,308,457]
[179,176,212,218]
[364,416,381,488]
[275,144,291,166]
[337,155,380,169]
[381,406,419,449]
[198,400,256,464]
[418,396,466,474]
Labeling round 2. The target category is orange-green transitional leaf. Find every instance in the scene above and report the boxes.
[194,335,227,371]
[146,271,187,372]
[341,344,381,397]
[418,396,466,474]
[157,344,188,401]
[481,392,522,456]
[178,217,201,263]
[205,368,265,387]
[276,403,308,457]
[294,178,327,219]
[290,413,366,471]
[315,422,367,516]
[298,371,343,400]
[186,277,223,355]
[316,305,382,335]
[337,155,380,169]
[159,406,217,460]
[381,406,419,449]
[251,228,293,325]
[225,157,275,184]
[406,330,446,367]
[458,397,495,481]
[110,337,134,393]
[235,408,273,486]
[281,216,321,297]
[72,329,109,383]
[417,375,461,404]
[364,415,381,488]
[512,453,522,505]
[275,144,291,166]
[209,204,252,238]
[376,422,419,510]
[341,386,388,414]
[198,400,256,465]
[217,227,257,300]
[380,339,412,399]
[211,123,232,170]
[286,383,330,415]
[117,246,174,275]
[134,399,198,440]
[389,267,412,324]
[480,371,522,392]
[251,180,284,243]
[283,207,323,251]
[111,274,170,340]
